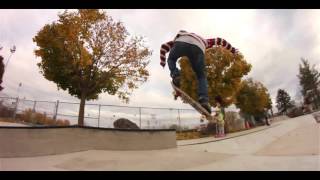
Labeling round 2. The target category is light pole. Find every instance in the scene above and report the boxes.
[5,45,16,68]
[2,45,16,85]
[13,82,21,120]
[17,82,22,99]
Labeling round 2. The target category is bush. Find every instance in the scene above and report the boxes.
[56,119,64,126]
[34,112,46,124]
[63,120,70,126]
[45,117,56,125]
[20,109,33,123]
[17,108,72,126]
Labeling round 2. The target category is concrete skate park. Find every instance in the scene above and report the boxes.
[0,126,176,157]
[0,112,319,170]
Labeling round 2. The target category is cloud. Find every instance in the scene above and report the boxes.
[230,9,320,106]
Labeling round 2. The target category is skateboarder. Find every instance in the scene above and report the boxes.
[160,30,238,114]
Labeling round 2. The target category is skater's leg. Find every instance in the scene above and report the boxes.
[187,48,211,113]
[167,53,180,79]
[188,50,209,103]
[167,42,186,79]
[167,42,190,87]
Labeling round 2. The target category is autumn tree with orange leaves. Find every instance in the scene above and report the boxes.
[33,9,152,126]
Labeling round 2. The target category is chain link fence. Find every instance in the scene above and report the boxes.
[0,96,203,130]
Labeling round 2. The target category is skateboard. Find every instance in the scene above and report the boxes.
[171,81,213,120]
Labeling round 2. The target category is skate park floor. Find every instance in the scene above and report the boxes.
[0,113,319,171]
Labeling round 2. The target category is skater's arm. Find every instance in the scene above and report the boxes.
[206,37,238,54]
[160,41,174,67]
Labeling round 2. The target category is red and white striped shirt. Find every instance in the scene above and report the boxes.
[160,31,238,67]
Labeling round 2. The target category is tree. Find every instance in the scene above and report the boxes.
[276,89,294,114]
[0,55,4,91]
[235,78,271,116]
[33,9,152,126]
[297,58,320,109]
[178,47,251,107]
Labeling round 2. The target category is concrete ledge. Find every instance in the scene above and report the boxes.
[0,126,177,157]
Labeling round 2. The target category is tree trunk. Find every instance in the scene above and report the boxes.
[78,92,86,126]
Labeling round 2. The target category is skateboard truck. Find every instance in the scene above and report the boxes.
[173,90,181,100]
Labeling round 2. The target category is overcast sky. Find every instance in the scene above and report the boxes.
[1,9,320,111]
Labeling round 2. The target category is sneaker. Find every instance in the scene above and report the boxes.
[200,102,212,114]
[172,76,180,88]
[198,97,211,114]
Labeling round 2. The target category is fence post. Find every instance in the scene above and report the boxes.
[13,97,19,120]
[139,107,142,128]
[32,100,37,112]
[53,100,59,120]
[177,109,181,132]
[98,104,101,128]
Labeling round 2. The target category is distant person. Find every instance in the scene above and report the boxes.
[214,96,225,137]
[160,30,238,114]
[264,108,271,126]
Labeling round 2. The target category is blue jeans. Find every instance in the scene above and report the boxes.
[167,41,209,103]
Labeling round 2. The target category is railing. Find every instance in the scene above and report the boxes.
[0,96,204,130]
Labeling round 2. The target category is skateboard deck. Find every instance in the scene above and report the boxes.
[171,81,213,120]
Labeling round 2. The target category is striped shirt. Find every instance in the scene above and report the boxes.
[160,31,238,67]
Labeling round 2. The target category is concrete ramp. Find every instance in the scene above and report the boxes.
[0,126,176,158]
